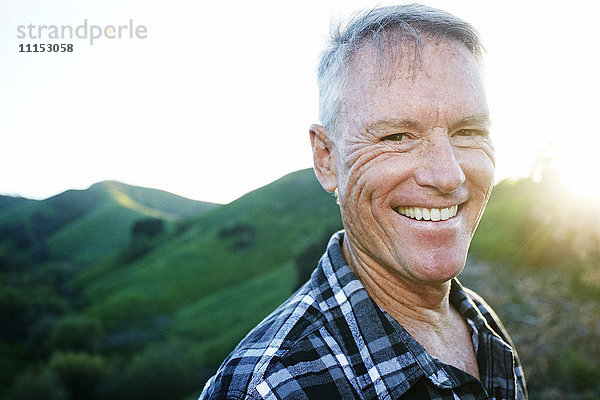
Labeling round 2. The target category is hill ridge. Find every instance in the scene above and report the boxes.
[0,180,221,264]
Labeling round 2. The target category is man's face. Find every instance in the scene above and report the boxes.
[331,39,494,285]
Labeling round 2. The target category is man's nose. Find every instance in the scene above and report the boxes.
[413,136,465,193]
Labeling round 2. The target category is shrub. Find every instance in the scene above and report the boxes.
[48,351,110,399]
[131,218,164,239]
[46,315,105,352]
[5,367,68,400]
[218,223,255,252]
[118,340,205,400]
[552,347,600,392]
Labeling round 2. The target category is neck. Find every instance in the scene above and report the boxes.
[341,235,453,330]
[341,235,481,379]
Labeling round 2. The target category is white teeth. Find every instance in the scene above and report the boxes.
[414,208,422,220]
[441,208,449,220]
[396,205,459,221]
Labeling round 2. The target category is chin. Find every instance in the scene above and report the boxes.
[397,249,468,285]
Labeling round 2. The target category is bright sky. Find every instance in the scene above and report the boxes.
[1,0,599,204]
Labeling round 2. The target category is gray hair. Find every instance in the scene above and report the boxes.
[317,4,484,138]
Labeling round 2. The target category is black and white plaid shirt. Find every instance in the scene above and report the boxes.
[200,231,527,399]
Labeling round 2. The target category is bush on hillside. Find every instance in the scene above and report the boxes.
[131,218,165,239]
[0,286,68,341]
[5,367,69,400]
[218,223,255,252]
[118,340,207,400]
[48,351,110,400]
[46,315,105,353]
[551,347,600,393]
[294,227,340,290]
[121,218,167,263]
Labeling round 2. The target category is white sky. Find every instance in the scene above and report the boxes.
[1,0,599,204]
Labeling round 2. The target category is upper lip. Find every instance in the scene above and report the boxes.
[396,203,461,209]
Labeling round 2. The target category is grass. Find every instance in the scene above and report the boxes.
[168,262,298,364]
[6,167,598,399]
[77,169,341,331]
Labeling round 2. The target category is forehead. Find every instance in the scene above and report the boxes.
[340,39,487,133]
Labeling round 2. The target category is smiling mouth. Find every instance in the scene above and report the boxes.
[394,205,459,221]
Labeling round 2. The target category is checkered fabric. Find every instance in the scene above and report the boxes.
[200,231,527,399]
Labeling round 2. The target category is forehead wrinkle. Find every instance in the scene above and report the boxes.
[365,118,423,133]
[339,38,486,141]
[343,37,480,109]
[428,111,491,132]
[450,115,491,130]
[339,46,418,139]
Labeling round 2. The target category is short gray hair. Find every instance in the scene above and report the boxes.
[317,4,484,138]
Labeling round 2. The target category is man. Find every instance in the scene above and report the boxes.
[201,4,527,399]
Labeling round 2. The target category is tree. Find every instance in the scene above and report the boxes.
[131,218,164,239]
[48,351,110,399]
[5,367,68,400]
[119,340,204,400]
[46,315,105,353]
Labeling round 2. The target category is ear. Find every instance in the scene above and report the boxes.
[309,124,337,193]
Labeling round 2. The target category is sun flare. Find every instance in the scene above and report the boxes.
[554,151,600,203]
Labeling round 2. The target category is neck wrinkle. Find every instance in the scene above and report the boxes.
[341,234,453,330]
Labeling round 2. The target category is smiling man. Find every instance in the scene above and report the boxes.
[200,4,527,399]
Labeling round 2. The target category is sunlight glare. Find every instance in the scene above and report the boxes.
[555,151,600,203]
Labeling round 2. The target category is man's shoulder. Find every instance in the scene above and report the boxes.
[200,282,329,399]
[458,283,515,345]
[456,282,528,399]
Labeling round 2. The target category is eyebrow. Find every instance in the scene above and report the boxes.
[364,118,423,133]
[364,115,491,133]
[450,115,491,130]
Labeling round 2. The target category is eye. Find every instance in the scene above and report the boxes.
[455,129,487,137]
[382,133,405,141]
[456,129,474,136]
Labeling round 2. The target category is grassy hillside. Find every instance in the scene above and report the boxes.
[76,169,342,341]
[0,181,219,265]
[0,169,344,399]
[1,168,599,400]
[0,181,221,398]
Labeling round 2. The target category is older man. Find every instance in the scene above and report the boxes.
[201,4,527,399]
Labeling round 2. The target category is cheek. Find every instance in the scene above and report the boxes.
[343,152,416,206]
[459,149,495,194]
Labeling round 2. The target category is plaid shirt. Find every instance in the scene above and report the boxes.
[200,231,527,399]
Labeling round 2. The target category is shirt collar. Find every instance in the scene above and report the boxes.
[311,231,514,398]
[449,280,518,399]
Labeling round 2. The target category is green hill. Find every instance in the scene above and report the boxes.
[77,169,342,345]
[1,168,599,400]
[0,168,343,399]
[0,181,219,265]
